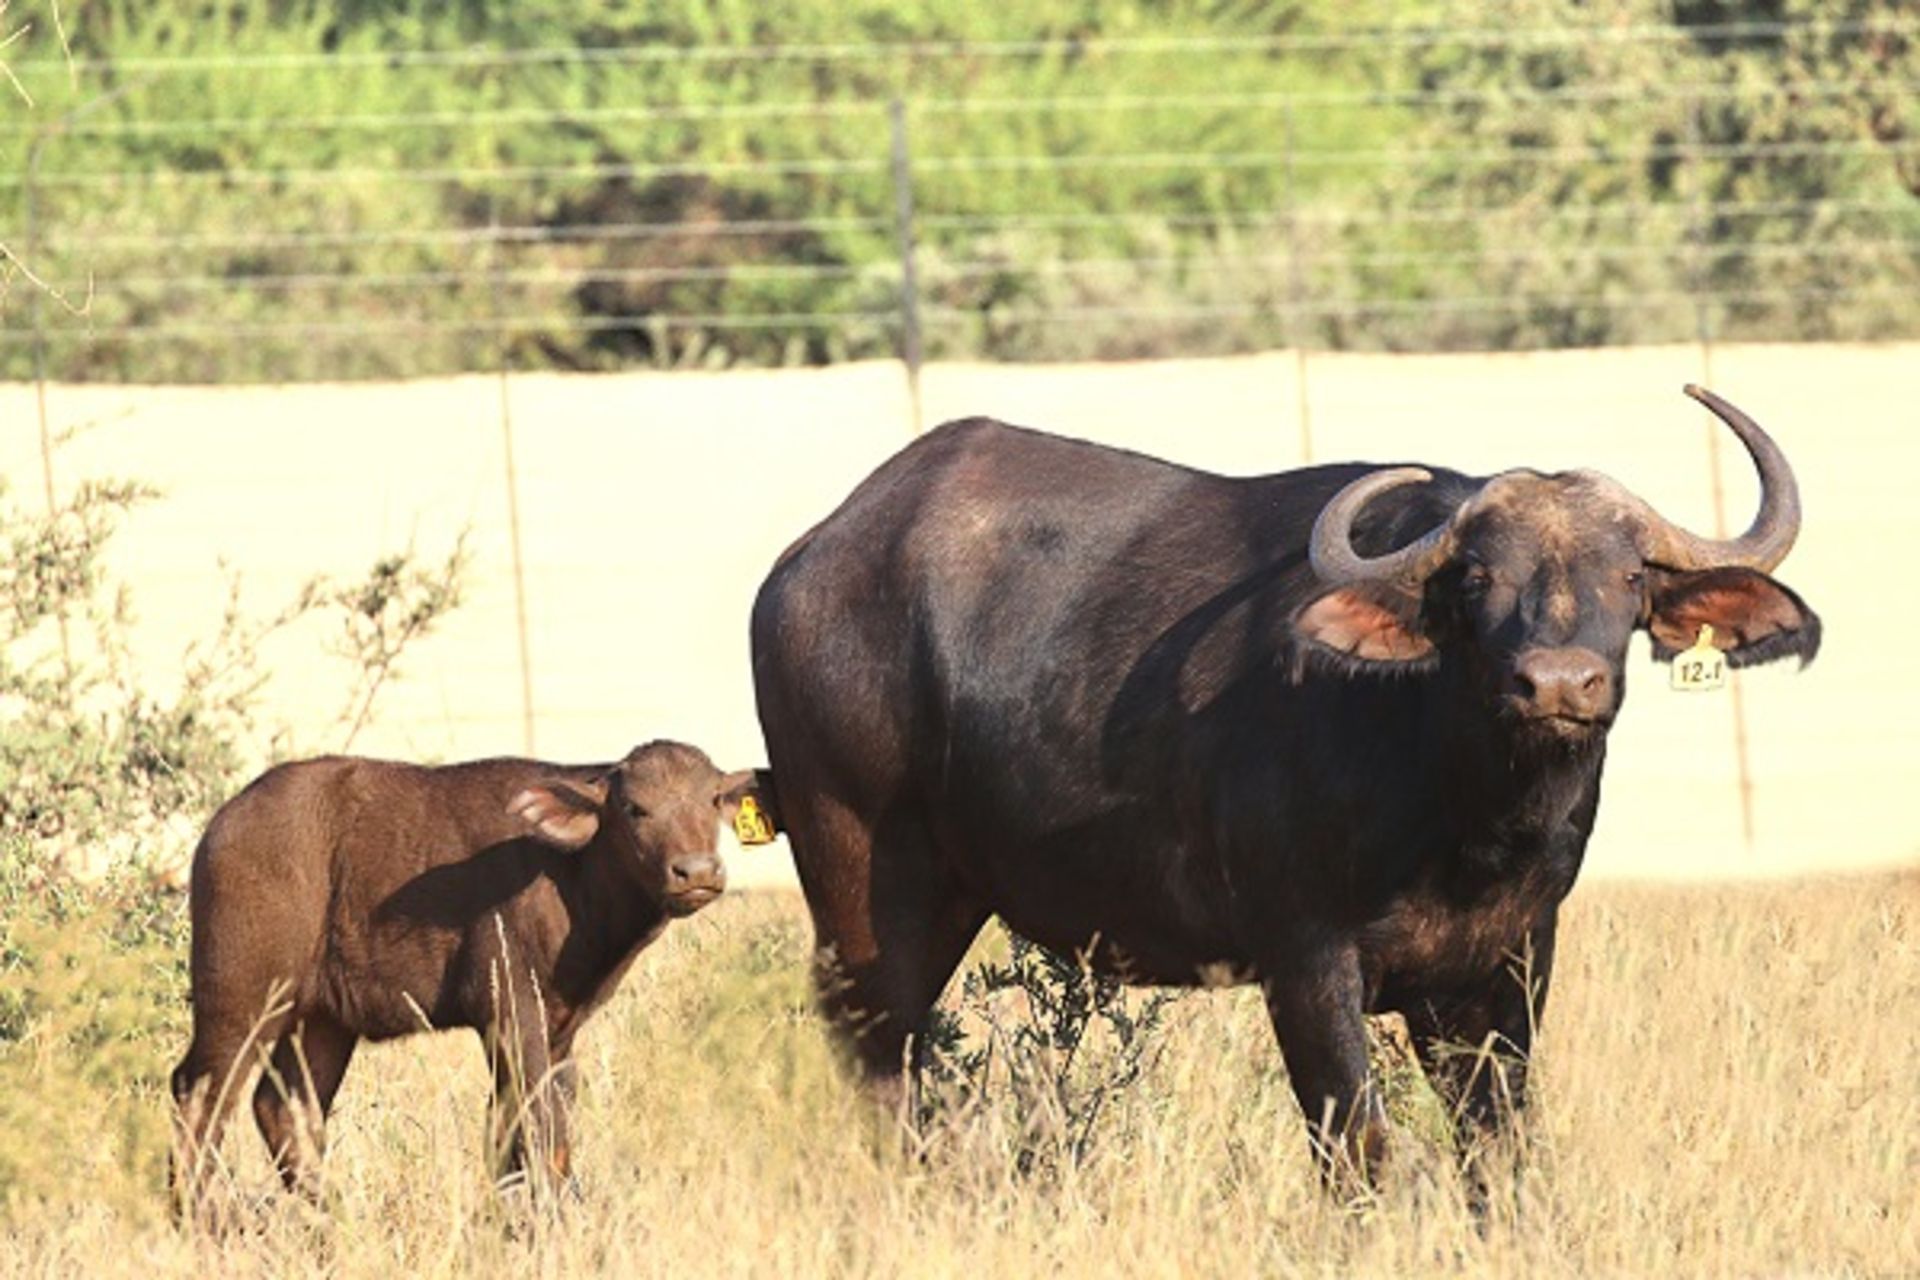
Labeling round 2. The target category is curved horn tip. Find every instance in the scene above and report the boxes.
[1652,381,1798,573]
[1307,466,1456,587]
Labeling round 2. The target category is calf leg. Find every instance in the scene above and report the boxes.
[1260,938,1388,1191]
[484,1010,571,1197]
[252,1013,357,1196]
[545,1055,580,1192]
[170,997,294,1221]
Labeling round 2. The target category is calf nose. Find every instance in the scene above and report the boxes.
[667,852,726,897]
[1510,647,1614,722]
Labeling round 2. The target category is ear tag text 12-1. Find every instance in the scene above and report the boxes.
[733,796,776,846]
[1670,623,1727,692]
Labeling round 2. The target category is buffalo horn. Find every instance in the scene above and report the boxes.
[1306,467,1458,587]
[1306,386,1800,588]
[1633,385,1802,573]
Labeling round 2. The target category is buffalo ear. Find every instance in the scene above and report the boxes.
[507,777,609,849]
[1646,566,1821,668]
[1290,582,1437,674]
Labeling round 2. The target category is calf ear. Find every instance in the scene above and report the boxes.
[717,768,782,844]
[1646,566,1822,668]
[507,778,608,849]
[1290,583,1437,675]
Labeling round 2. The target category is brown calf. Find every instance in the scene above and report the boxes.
[170,740,776,1212]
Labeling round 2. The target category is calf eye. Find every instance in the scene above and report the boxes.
[1624,570,1645,590]
[1461,563,1492,595]
[626,802,646,820]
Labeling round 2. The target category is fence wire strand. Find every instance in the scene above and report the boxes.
[12,137,1920,190]
[4,19,1917,378]
[9,77,1920,139]
[7,17,1917,75]
[31,197,1913,255]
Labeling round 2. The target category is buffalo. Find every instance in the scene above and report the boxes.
[170,740,773,1212]
[749,385,1819,1179]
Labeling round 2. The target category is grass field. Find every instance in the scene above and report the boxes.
[0,868,1914,1278]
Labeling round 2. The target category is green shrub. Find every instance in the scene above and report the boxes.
[0,470,467,879]
[918,931,1179,1179]
[0,458,465,1217]
[7,0,1908,379]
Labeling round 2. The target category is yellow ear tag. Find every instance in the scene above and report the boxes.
[733,796,776,846]
[1670,623,1728,692]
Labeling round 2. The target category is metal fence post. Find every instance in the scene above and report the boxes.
[1688,93,1757,851]
[24,130,77,693]
[488,194,537,755]
[1283,98,1313,465]
[889,98,925,437]
[22,76,150,525]
[1686,97,1720,397]
[26,135,55,517]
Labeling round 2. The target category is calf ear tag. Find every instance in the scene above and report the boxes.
[733,796,776,846]
[1670,623,1727,692]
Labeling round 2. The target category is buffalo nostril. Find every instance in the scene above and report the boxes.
[1513,648,1612,720]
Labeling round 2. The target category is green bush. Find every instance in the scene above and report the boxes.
[918,931,1180,1179]
[0,834,189,1215]
[0,470,467,879]
[2,0,1915,380]
[0,457,465,1216]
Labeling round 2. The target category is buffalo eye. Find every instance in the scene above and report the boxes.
[626,801,646,821]
[1461,562,1493,596]
[1624,570,1645,590]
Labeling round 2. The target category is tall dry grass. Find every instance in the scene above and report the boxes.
[1,870,1914,1278]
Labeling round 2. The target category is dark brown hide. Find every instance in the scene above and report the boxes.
[750,387,1818,1188]
[169,741,775,1213]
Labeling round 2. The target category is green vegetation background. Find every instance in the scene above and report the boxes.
[2,1,1917,378]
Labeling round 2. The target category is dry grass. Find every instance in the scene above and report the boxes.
[1,871,1914,1278]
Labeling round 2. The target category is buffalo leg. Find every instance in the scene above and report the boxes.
[251,1013,357,1196]
[797,797,987,1121]
[1404,922,1555,1150]
[815,892,988,1123]
[1261,940,1388,1188]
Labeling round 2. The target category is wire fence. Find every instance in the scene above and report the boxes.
[2,11,1909,838]
[12,17,1920,70]
[3,13,1918,390]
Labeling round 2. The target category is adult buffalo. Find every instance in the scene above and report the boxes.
[749,385,1818,1176]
